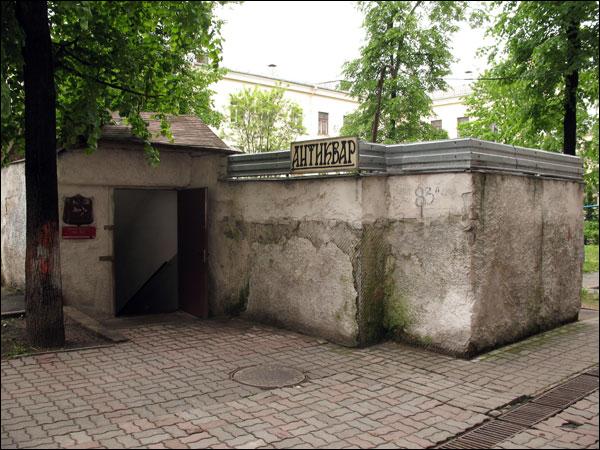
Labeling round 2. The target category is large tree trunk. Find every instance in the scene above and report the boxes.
[370,67,386,143]
[16,1,65,347]
[563,17,580,156]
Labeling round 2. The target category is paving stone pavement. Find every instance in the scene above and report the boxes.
[494,391,599,449]
[1,314,598,449]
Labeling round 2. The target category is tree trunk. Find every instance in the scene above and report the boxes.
[388,50,402,141]
[371,2,422,143]
[16,1,65,347]
[563,17,580,156]
[387,1,421,142]
[370,67,386,143]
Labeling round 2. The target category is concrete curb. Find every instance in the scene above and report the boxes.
[1,310,25,319]
[64,306,129,343]
[7,344,117,360]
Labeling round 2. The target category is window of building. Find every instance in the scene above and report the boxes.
[318,112,329,135]
[431,119,442,129]
[457,117,469,137]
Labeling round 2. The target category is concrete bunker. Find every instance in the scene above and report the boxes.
[219,138,584,356]
[2,113,235,319]
[1,127,585,357]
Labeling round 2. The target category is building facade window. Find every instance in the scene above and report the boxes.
[431,119,442,129]
[457,117,469,137]
[318,112,329,135]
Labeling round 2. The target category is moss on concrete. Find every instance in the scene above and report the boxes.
[382,258,413,339]
[355,224,388,346]
[225,280,249,317]
[477,320,589,360]
[223,219,243,242]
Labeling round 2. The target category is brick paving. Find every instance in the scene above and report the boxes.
[1,314,598,449]
[495,391,599,449]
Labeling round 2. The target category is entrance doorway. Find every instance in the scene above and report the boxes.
[113,188,208,318]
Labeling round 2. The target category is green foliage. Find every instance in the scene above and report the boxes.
[584,245,599,273]
[584,219,599,244]
[583,239,598,272]
[1,317,34,359]
[581,287,599,309]
[1,1,227,165]
[340,1,466,143]
[458,2,599,151]
[224,86,306,153]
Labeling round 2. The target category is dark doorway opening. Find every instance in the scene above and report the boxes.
[113,188,208,318]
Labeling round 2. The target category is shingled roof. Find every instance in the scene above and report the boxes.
[101,112,237,154]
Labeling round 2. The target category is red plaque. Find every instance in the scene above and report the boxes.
[62,226,96,239]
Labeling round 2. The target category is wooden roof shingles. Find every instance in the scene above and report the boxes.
[101,113,237,154]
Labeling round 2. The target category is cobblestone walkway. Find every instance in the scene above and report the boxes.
[1,314,598,449]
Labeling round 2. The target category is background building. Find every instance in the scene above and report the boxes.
[428,84,472,139]
[211,70,473,147]
[211,70,359,147]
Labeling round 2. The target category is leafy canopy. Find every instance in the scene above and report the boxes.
[459,1,599,151]
[458,1,599,203]
[223,86,306,153]
[340,1,466,143]
[1,1,227,165]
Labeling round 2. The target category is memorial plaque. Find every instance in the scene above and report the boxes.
[63,195,93,225]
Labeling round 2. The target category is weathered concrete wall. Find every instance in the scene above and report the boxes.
[384,173,476,355]
[209,177,367,346]
[214,171,583,355]
[57,183,114,315]
[210,173,477,349]
[1,163,26,289]
[469,174,584,354]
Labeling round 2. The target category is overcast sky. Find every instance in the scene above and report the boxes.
[216,1,492,88]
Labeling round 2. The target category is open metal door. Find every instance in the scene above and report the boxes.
[177,188,209,318]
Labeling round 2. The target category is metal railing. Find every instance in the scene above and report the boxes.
[227,138,583,181]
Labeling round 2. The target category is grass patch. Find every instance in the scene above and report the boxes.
[1,316,36,358]
[584,245,599,273]
[581,289,599,310]
[1,314,112,359]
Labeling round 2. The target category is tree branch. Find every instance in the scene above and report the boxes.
[61,63,161,98]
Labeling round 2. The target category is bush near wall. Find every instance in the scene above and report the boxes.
[584,220,599,245]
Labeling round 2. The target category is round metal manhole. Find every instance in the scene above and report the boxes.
[231,364,306,389]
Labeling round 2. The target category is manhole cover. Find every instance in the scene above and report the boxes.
[231,364,306,389]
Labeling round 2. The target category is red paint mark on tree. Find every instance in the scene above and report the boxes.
[40,258,50,275]
[39,223,52,247]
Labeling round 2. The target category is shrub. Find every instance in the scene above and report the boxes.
[584,220,599,245]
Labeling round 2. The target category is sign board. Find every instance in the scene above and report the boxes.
[62,226,96,239]
[290,136,359,174]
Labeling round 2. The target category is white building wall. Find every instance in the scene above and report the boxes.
[211,70,359,148]
[428,85,472,139]
[211,72,474,144]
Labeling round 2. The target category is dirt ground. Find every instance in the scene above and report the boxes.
[1,314,112,359]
